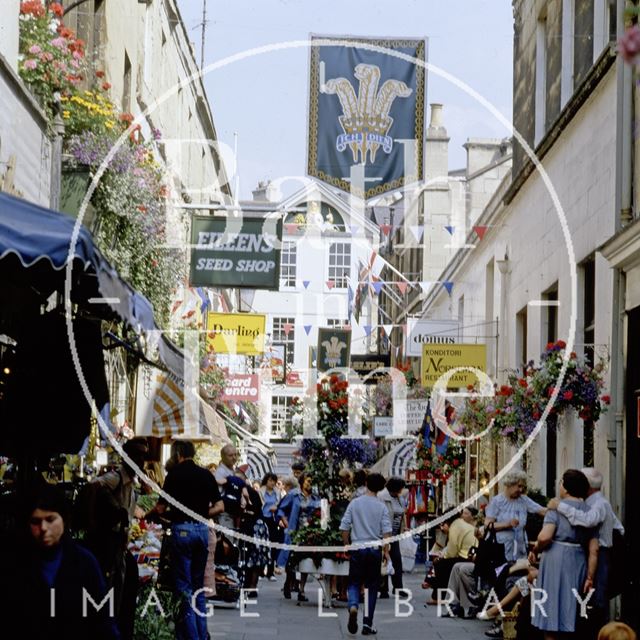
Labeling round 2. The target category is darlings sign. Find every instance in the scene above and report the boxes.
[206,313,266,355]
[190,216,282,289]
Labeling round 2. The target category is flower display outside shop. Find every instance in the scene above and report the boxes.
[296,374,377,497]
[456,340,610,447]
[414,439,466,484]
[18,1,86,121]
[290,506,348,566]
[65,127,183,327]
[18,3,182,326]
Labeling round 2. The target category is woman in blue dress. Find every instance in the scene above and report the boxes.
[529,469,599,639]
[484,469,547,562]
[276,473,320,602]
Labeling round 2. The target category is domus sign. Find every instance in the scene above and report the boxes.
[190,215,282,288]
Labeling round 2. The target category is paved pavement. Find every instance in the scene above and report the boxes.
[207,569,494,640]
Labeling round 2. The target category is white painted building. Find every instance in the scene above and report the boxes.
[419,1,621,508]
[0,0,52,206]
[240,180,381,447]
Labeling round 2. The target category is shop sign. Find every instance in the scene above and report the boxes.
[420,343,486,388]
[350,353,391,383]
[374,416,394,437]
[406,318,460,357]
[406,399,429,432]
[317,327,351,372]
[221,374,260,403]
[190,216,282,289]
[206,312,266,355]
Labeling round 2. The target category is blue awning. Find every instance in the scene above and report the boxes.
[0,191,155,333]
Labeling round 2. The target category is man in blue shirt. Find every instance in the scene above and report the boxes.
[340,472,392,636]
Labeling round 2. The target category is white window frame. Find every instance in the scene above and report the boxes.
[535,13,548,146]
[561,0,575,107]
[272,317,295,365]
[280,241,297,288]
[328,242,351,289]
[271,396,292,438]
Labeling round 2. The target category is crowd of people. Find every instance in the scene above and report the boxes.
[1,439,636,640]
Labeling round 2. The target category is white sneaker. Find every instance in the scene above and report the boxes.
[268,576,278,581]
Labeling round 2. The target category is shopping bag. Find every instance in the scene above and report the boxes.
[399,536,418,572]
[473,523,506,582]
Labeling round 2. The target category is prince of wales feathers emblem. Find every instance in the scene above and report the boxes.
[321,336,347,368]
[325,63,412,164]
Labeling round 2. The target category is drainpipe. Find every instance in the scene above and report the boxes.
[609,0,634,516]
[49,104,65,211]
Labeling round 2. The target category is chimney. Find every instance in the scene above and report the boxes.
[425,103,450,182]
[252,180,281,203]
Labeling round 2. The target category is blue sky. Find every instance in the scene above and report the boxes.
[176,0,514,199]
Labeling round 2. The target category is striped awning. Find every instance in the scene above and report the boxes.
[151,373,230,444]
[216,410,276,481]
[370,440,416,478]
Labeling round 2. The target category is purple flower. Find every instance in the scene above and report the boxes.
[619,25,640,64]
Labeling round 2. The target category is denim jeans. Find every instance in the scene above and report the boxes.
[347,548,382,628]
[171,522,211,640]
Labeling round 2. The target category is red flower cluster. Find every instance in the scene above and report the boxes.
[20,1,45,17]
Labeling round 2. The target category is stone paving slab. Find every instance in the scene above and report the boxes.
[207,570,494,639]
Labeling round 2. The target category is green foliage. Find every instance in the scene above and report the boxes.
[134,585,180,640]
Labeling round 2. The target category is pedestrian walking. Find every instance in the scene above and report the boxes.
[340,472,392,636]
[484,470,547,562]
[83,437,148,639]
[377,476,407,599]
[529,469,599,639]
[546,467,624,626]
[259,472,281,580]
[153,440,224,640]
[1,483,120,638]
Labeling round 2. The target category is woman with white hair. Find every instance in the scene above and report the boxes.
[484,469,547,562]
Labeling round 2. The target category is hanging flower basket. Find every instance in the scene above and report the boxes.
[456,341,609,447]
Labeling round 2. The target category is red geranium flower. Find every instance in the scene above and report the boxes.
[601,395,611,404]
[556,340,566,349]
[102,82,111,90]
[49,2,64,17]
[562,390,574,401]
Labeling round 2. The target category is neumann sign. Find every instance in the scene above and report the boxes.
[190,216,282,289]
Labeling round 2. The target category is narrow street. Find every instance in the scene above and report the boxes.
[209,571,489,640]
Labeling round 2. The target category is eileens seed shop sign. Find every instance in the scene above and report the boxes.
[190,215,282,289]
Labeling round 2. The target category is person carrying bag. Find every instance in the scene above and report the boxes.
[473,523,506,584]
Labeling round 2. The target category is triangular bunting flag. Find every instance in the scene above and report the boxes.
[350,224,359,235]
[304,325,312,336]
[473,225,488,240]
[303,280,310,289]
[283,323,293,335]
[443,281,454,295]
[380,224,392,236]
[285,223,298,234]
[444,225,455,235]
[372,281,384,295]
[383,324,393,336]
[363,325,373,337]
[410,225,424,242]
[326,280,335,289]
[419,281,432,293]
[396,281,408,295]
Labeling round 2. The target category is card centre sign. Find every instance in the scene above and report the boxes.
[190,215,282,289]
[206,313,266,355]
[420,343,486,388]
[221,374,260,403]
